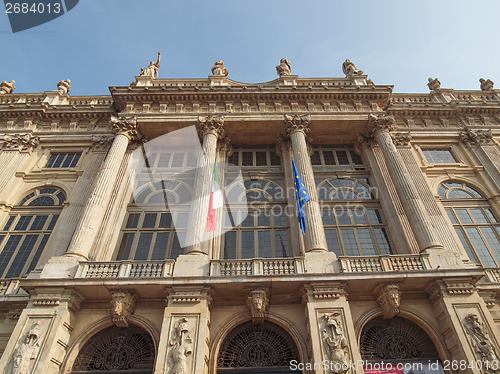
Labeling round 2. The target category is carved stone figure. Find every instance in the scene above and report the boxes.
[480,78,494,91]
[463,313,500,374]
[342,59,363,78]
[247,289,269,324]
[169,318,193,374]
[12,322,41,374]
[57,79,71,94]
[427,77,441,91]
[375,284,401,319]
[322,313,349,373]
[211,60,229,77]
[140,51,161,79]
[276,58,292,77]
[110,290,136,327]
[0,80,15,94]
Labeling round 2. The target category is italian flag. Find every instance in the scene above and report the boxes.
[207,160,223,232]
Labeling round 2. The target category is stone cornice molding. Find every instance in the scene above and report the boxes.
[1,132,39,152]
[91,135,114,150]
[302,282,347,303]
[198,115,224,139]
[391,132,412,147]
[110,115,139,141]
[426,279,477,303]
[459,128,493,146]
[166,286,212,307]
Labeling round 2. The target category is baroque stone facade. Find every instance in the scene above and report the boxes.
[0,61,499,374]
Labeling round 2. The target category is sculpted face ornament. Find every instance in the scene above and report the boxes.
[247,289,269,324]
[110,291,136,327]
[376,284,401,319]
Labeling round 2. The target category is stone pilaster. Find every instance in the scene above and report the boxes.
[155,286,211,374]
[63,116,138,261]
[283,114,328,254]
[302,283,362,374]
[426,279,500,374]
[277,135,304,257]
[184,116,224,255]
[0,288,84,374]
[367,114,444,255]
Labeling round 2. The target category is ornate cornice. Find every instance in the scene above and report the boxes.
[459,128,493,146]
[426,279,477,303]
[110,115,139,141]
[302,282,346,303]
[198,115,224,139]
[1,132,39,152]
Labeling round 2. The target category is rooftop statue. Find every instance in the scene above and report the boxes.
[427,77,441,92]
[140,51,161,79]
[211,60,229,77]
[0,80,15,94]
[276,58,292,76]
[480,78,494,91]
[342,59,363,78]
[57,79,71,94]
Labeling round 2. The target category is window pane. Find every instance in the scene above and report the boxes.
[151,233,169,260]
[446,209,457,224]
[126,214,140,228]
[311,152,321,165]
[61,154,73,167]
[255,152,267,166]
[352,209,367,224]
[172,153,184,167]
[258,231,272,258]
[30,216,48,231]
[270,152,281,166]
[159,213,172,228]
[321,209,335,226]
[241,212,254,228]
[6,235,39,278]
[257,213,270,227]
[455,209,473,224]
[176,213,189,229]
[27,234,49,273]
[69,154,81,167]
[374,228,391,254]
[336,210,351,225]
[455,228,477,263]
[480,227,500,263]
[275,230,289,257]
[47,215,59,230]
[323,151,336,165]
[273,210,287,227]
[142,213,157,229]
[118,233,135,260]
[341,229,359,256]
[3,216,15,231]
[465,228,496,267]
[336,151,349,165]
[325,229,341,256]
[134,233,153,260]
[358,228,376,255]
[15,216,32,231]
[223,231,237,259]
[0,236,22,276]
[158,153,171,167]
[170,232,185,260]
[46,154,57,168]
[242,152,253,166]
[470,209,488,223]
[241,231,255,258]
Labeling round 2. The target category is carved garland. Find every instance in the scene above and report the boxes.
[1,133,39,152]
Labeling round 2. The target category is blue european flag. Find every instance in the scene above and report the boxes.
[292,158,310,235]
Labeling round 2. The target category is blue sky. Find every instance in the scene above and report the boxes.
[2,0,499,96]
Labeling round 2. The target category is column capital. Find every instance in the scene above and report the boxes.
[355,133,377,151]
[198,115,224,139]
[283,114,311,137]
[110,116,139,141]
[218,135,232,157]
[460,128,493,147]
[1,132,39,153]
[367,113,396,136]
[391,132,412,147]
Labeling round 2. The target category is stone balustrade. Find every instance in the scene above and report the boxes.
[339,254,432,273]
[210,258,305,276]
[75,260,174,278]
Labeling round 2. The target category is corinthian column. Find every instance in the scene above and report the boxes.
[367,114,442,252]
[185,116,224,254]
[65,116,139,260]
[284,114,328,253]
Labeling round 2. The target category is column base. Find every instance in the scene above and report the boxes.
[304,251,339,273]
[420,246,465,269]
[38,255,81,279]
[173,253,210,277]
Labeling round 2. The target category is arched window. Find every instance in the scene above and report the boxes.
[360,317,440,363]
[439,181,500,267]
[117,180,193,261]
[315,175,392,257]
[217,321,300,373]
[223,146,289,259]
[71,324,155,373]
[0,187,65,278]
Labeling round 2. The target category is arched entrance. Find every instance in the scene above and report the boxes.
[360,317,442,374]
[217,321,300,374]
[71,324,155,374]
